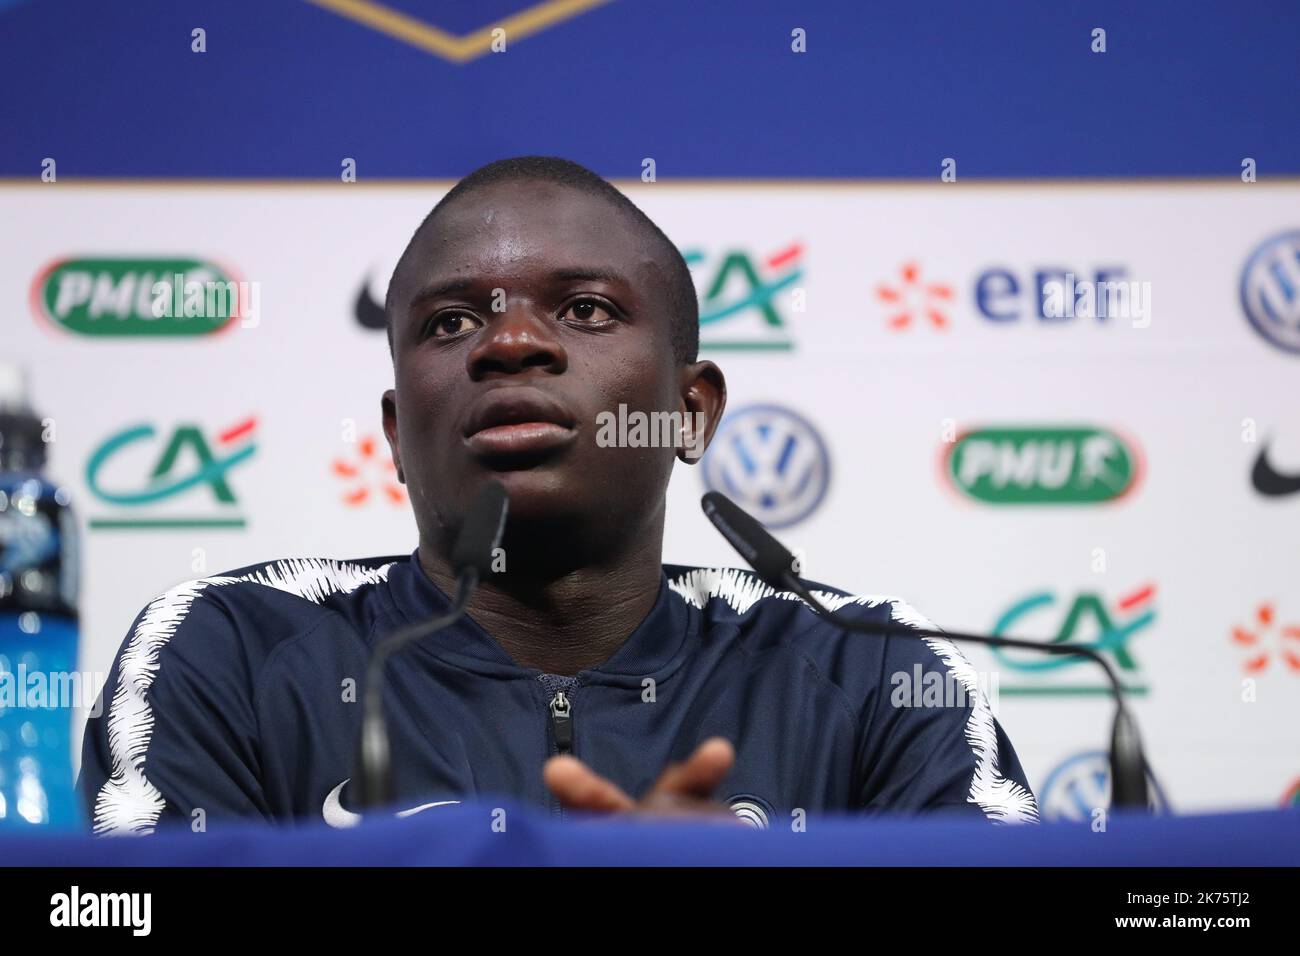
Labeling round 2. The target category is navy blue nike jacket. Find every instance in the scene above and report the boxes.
[79,551,1037,833]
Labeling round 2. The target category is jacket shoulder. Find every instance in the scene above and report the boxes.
[663,563,929,633]
[122,554,403,667]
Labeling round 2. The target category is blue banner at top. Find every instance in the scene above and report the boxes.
[1,0,1296,179]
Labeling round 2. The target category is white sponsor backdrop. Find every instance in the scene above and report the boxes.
[5,182,1298,816]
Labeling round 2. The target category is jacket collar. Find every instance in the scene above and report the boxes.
[381,550,695,684]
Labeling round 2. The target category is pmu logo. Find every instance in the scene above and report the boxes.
[945,426,1142,504]
[992,584,1157,695]
[85,418,258,530]
[32,257,243,336]
[683,243,804,351]
[700,404,830,528]
[1240,230,1300,355]
[1039,751,1168,821]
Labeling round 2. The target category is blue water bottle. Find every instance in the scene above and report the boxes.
[0,364,81,828]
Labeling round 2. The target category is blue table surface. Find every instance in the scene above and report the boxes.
[3,804,1298,866]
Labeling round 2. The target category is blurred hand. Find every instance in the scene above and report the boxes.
[543,736,741,821]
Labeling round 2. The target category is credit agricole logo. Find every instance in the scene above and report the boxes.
[944,426,1142,504]
[32,257,244,336]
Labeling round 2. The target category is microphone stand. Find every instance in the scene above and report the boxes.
[355,567,477,810]
[701,490,1152,811]
[779,573,1149,809]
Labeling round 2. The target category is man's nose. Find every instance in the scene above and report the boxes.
[467,305,568,379]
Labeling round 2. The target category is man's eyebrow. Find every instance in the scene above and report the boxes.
[548,267,629,285]
[407,278,475,308]
[408,268,632,308]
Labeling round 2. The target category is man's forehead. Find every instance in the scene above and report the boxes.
[404,183,662,289]
[435,182,639,248]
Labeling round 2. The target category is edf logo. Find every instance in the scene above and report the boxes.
[700,404,831,528]
[1240,231,1300,355]
[975,266,1129,321]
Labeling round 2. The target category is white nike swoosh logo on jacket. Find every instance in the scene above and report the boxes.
[322,779,461,828]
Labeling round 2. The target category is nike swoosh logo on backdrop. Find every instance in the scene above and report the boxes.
[1253,444,1300,497]
[353,278,386,330]
[322,779,461,829]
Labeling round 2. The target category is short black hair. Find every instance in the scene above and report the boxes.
[385,156,699,363]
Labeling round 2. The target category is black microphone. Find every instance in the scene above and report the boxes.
[701,490,1153,811]
[355,480,508,810]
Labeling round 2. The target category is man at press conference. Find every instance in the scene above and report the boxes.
[79,157,1037,832]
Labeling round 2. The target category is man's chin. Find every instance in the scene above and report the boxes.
[463,463,581,518]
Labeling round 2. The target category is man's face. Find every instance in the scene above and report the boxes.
[383,180,719,568]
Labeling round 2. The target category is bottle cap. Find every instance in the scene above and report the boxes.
[0,362,29,412]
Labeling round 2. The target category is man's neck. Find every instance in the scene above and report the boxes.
[416,535,664,676]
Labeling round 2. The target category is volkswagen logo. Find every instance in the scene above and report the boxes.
[701,404,830,528]
[1241,230,1300,355]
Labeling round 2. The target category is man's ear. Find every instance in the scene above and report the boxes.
[677,360,727,463]
[381,388,405,483]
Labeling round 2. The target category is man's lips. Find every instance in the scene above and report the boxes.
[466,420,576,459]
[462,387,578,461]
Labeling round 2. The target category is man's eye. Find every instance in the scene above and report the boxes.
[561,299,616,325]
[430,312,482,338]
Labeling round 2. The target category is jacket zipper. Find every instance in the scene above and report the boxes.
[547,689,574,821]
[549,690,573,755]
